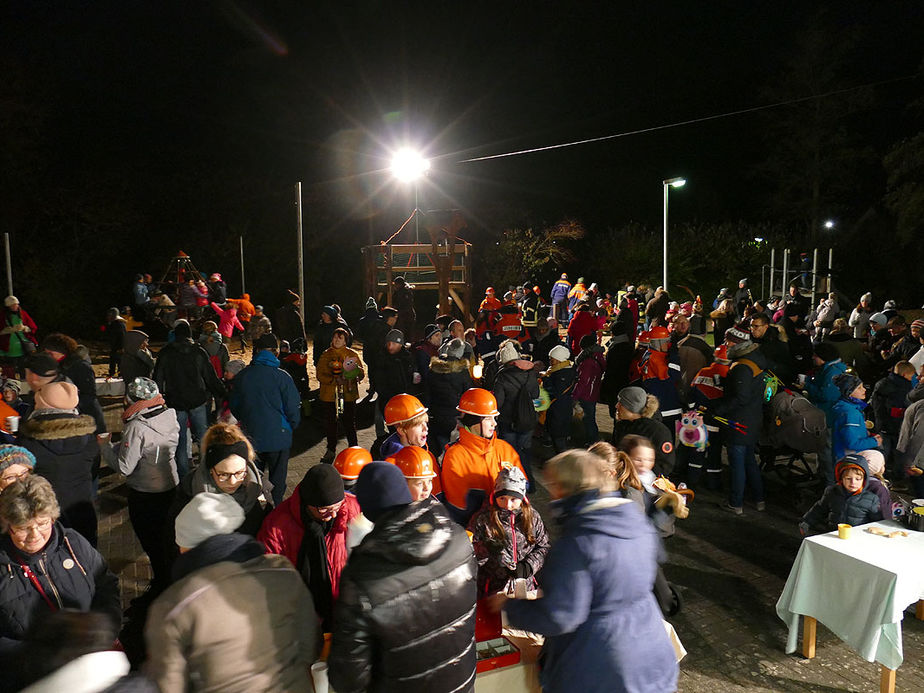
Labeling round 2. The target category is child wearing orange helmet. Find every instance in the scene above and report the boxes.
[387,445,441,501]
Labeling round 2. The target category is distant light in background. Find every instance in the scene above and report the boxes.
[390,148,430,182]
[669,178,687,189]
[754,237,764,242]
[824,220,835,229]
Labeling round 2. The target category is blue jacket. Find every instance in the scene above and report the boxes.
[230,350,301,452]
[504,493,678,693]
[802,454,883,531]
[831,397,878,461]
[806,358,847,427]
[550,279,571,304]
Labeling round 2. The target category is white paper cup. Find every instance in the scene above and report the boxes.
[310,661,329,693]
[912,499,924,507]
[4,416,19,433]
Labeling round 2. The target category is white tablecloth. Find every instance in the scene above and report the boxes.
[776,521,924,670]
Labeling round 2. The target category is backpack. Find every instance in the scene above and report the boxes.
[737,358,779,403]
[763,390,827,452]
[513,374,539,433]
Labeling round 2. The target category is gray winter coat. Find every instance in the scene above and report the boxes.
[101,404,179,493]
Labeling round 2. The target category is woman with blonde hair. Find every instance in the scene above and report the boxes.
[588,441,643,508]
[168,422,273,545]
[497,449,678,692]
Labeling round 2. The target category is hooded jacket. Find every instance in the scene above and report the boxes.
[101,403,179,493]
[152,338,226,411]
[145,534,321,693]
[209,302,244,339]
[801,456,883,531]
[494,358,539,432]
[329,500,477,693]
[257,485,361,603]
[806,358,848,427]
[870,372,912,437]
[230,350,301,452]
[573,348,606,403]
[120,331,155,386]
[0,523,121,643]
[504,493,678,693]
[426,355,473,432]
[832,396,879,461]
[21,412,99,544]
[440,427,525,526]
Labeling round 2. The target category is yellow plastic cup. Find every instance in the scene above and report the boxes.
[837,523,851,539]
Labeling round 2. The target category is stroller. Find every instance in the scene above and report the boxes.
[758,387,827,493]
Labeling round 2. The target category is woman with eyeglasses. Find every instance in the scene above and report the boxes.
[0,445,35,491]
[168,422,273,556]
[0,475,120,652]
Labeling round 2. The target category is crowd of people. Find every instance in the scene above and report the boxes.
[0,265,921,692]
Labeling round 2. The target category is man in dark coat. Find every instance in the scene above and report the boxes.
[733,278,752,320]
[372,330,416,422]
[493,340,539,489]
[600,321,634,419]
[748,314,796,386]
[230,332,301,505]
[152,319,227,478]
[713,332,767,514]
[274,291,307,345]
[329,462,477,693]
[392,276,416,341]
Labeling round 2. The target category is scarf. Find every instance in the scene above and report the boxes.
[296,502,334,630]
[122,394,166,422]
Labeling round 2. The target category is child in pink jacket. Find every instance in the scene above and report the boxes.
[211,302,244,340]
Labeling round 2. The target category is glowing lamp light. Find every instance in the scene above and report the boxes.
[824,219,835,229]
[754,237,764,242]
[668,178,686,188]
[472,363,484,380]
[390,149,430,182]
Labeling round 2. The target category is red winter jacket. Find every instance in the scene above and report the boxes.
[573,350,607,402]
[258,485,361,601]
[567,311,605,351]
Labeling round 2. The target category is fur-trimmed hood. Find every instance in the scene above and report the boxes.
[429,355,470,374]
[22,413,97,440]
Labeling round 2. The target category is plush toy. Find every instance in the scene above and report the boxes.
[676,410,708,452]
[652,476,694,519]
[342,355,362,380]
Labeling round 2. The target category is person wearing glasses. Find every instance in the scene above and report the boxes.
[0,446,34,491]
[168,423,273,557]
[0,475,120,652]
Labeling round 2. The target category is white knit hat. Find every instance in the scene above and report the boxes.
[497,340,520,365]
[548,345,570,362]
[175,492,245,549]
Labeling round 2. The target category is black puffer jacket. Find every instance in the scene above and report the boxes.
[0,523,121,643]
[329,499,477,693]
[612,416,676,477]
[152,338,226,411]
[427,356,472,430]
[21,413,99,545]
[373,348,415,404]
[493,360,539,433]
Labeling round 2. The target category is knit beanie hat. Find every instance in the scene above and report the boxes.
[834,454,867,487]
[833,372,863,398]
[127,377,159,402]
[300,464,345,508]
[174,492,245,549]
[911,319,924,332]
[424,324,440,340]
[226,359,246,376]
[254,332,279,350]
[494,466,527,500]
[24,352,59,379]
[354,462,412,523]
[857,449,885,477]
[1,379,20,395]
[4,296,18,308]
[173,320,192,340]
[617,386,647,414]
[497,340,520,365]
[724,325,750,345]
[386,329,405,345]
[365,297,378,310]
[0,445,36,474]
[34,382,79,411]
[860,292,872,304]
[813,342,840,363]
[548,345,570,362]
[321,305,339,320]
[869,312,888,327]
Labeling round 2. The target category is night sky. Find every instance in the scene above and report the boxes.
[3,1,923,329]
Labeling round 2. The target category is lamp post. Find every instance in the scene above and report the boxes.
[662,177,686,290]
[390,148,430,245]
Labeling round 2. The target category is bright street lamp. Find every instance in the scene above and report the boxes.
[824,219,835,229]
[662,177,686,290]
[390,148,430,245]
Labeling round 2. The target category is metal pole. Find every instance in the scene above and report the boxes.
[782,248,789,293]
[761,265,766,301]
[3,233,11,296]
[811,248,819,306]
[827,247,833,294]
[769,248,776,298]
[296,182,305,329]
[662,183,669,290]
[239,236,246,295]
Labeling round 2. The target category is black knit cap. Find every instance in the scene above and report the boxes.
[300,464,345,508]
[813,342,840,363]
[24,352,59,378]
